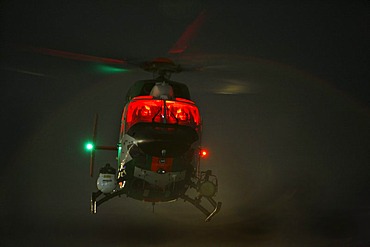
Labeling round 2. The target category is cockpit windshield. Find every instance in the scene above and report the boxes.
[124,96,201,131]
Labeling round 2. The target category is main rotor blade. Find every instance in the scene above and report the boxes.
[168,10,208,55]
[17,44,127,65]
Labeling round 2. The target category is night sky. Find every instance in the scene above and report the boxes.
[1,1,370,246]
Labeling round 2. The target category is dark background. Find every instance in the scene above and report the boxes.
[1,1,369,246]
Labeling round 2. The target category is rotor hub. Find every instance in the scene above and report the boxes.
[141,57,181,78]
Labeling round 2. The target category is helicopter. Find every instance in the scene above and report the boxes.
[87,57,222,222]
[3,8,223,221]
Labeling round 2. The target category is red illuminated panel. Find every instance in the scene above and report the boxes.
[151,157,174,172]
[125,97,201,131]
[125,97,162,130]
[166,100,201,126]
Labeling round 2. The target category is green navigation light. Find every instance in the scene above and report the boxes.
[85,142,94,151]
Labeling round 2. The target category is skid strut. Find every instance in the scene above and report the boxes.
[181,194,222,222]
[91,189,127,214]
[181,170,222,222]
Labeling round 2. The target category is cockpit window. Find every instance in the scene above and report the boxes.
[125,96,200,131]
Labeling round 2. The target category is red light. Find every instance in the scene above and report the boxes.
[200,149,208,158]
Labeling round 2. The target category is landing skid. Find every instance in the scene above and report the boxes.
[91,188,127,214]
[90,170,222,222]
[181,194,222,222]
[92,189,221,222]
[181,170,222,222]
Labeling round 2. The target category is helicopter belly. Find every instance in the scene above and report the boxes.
[118,139,195,202]
[121,161,189,202]
[133,166,186,188]
[117,121,200,202]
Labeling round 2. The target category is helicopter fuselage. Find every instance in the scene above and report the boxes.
[117,91,202,202]
[90,76,221,221]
